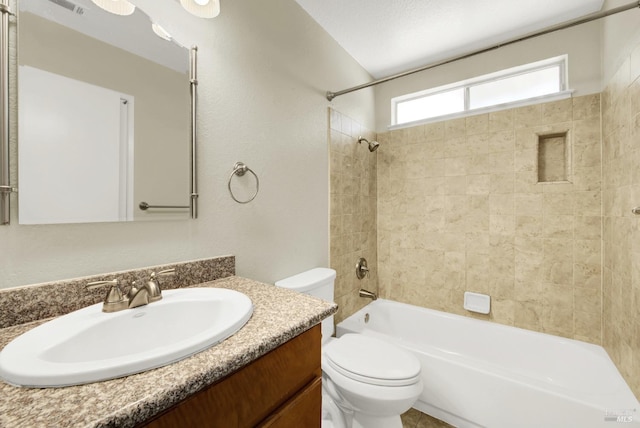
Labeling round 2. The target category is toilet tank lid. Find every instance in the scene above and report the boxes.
[274,268,336,292]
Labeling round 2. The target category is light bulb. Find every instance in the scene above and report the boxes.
[179,0,220,18]
[91,0,135,16]
[151,23,172,41]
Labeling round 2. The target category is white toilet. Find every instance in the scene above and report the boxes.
[275,268,423,428]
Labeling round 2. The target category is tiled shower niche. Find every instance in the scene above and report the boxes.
[538,131,570,182]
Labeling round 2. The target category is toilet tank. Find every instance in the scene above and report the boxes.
[275,268,336,341]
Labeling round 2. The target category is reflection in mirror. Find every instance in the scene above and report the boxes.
[18,0,191,224]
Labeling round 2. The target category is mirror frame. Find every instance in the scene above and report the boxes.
[189,46,198,219]
[0,2,199,224]
[0,0,10,224]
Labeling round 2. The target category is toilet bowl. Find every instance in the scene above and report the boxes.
[322,334,422,428]
[322,387,347,428]
[275,268,423,428]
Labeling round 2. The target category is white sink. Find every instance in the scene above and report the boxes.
[0,288,253,387]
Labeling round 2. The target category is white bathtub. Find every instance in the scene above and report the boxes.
[336,299,639,428]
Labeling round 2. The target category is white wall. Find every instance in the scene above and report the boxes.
[374,22,602,131]
[601,0,640,82]
[0,0,375,288]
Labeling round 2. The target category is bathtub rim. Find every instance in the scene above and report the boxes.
[336,298,639,408]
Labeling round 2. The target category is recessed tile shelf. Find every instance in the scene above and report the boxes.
[538,132,569,183]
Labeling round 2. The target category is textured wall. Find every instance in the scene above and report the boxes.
[602,40,640,398]
[329,109,378,324]
[377,96,602,344]
[0,0,375,289]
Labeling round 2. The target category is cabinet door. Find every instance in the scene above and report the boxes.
[141,325,321,428]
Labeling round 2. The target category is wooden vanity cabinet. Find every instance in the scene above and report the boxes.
[141,324,322,428]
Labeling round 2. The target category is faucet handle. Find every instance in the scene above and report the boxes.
[154,268,176,278]
[86,279,119,290]
[145,268,174,303]
[356,257,370,280]
[149,268,175,286]
[86,279,129,313]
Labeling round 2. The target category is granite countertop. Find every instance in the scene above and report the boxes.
[0,276,337,428]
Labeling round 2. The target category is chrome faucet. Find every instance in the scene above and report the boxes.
[127,268,175,306]
[86,269,175,313]
[126,268,176,308]
[126,281,151,308]
[359,288,377,301]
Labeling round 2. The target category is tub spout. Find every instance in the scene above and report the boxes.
[359,288,377,301]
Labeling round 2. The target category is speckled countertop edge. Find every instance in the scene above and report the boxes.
[0,276,337,428]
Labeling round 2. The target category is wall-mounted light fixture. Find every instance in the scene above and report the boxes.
[179,0,220,18]
[92,0,221,19]
[151,23,172,41]
[90,0,136,16]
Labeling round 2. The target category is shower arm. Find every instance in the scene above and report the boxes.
[358,136,379,152]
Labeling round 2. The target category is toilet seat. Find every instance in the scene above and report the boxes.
[275,268,423,428]
[324,334,421,387]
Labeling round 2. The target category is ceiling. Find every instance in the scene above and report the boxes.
[294,0,605,79]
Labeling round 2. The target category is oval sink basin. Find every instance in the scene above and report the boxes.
[0,288,253,387]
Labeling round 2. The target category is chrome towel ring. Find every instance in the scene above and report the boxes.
[228,162,259,204]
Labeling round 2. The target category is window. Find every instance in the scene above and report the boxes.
[396,88,464,123]
[391,56,569,127]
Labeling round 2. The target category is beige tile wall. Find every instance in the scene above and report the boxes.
[377,95,602,344]
[329,108,378,324]
[602,40,640,398]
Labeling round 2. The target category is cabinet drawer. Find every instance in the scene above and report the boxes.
[259,376,322,428]
[141,324,321,428]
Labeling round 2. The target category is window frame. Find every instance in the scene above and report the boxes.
[390,55,570,129]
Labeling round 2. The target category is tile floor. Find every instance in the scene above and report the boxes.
[401,408,454,428]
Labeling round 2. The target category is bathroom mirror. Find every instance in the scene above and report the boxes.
[17,0,192,224]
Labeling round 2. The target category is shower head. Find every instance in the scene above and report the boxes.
[358,136,379,152]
